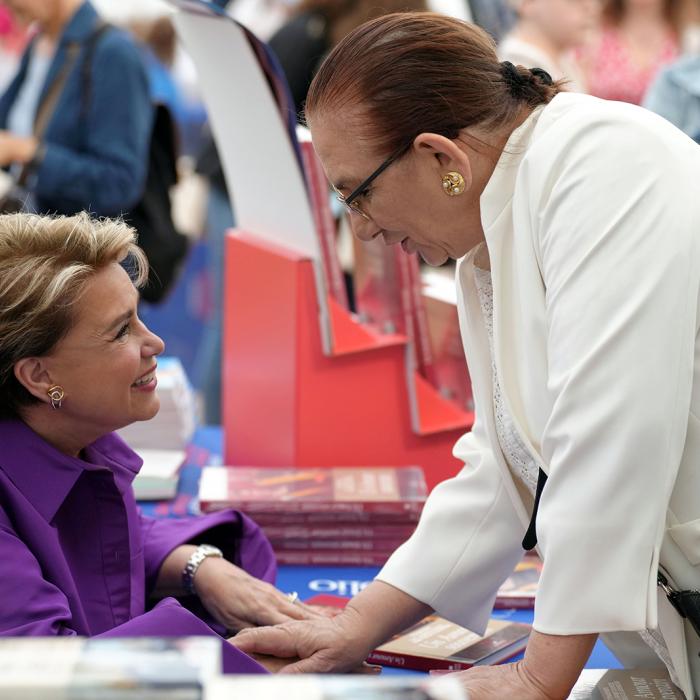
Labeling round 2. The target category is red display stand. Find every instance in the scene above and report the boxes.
[222,231,474,490]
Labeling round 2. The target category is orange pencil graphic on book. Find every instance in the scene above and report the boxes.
[256,471,326,486]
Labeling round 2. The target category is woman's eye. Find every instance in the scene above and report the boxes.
[114,323,130,340]
[359,187,372,200]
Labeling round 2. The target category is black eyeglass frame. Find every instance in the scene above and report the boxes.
[336,142,412,219]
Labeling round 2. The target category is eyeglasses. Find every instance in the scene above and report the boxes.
[333,143,410,221]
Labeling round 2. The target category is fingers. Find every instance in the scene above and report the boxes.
[231,625,300,658]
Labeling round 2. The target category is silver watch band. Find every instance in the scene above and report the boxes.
[182,544,223,594]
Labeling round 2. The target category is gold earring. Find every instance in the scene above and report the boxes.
[441,171,465,196]
[47,386,64,410]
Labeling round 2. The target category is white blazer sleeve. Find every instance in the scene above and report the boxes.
[523,109,700,634]
[376,410,525,633]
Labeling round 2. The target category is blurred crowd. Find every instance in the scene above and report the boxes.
[1,0,699,423]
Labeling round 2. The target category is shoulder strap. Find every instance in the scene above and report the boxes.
[522,467,547,551]
[80,22,113,120]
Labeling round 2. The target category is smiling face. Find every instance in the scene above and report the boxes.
[20,262,165,449]
[309,110,493,266]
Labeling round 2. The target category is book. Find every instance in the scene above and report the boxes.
[494,555,542,609]
[260,524,416,540]
[268,538,406,552]
[198,466,427,516]
[118,357,197,450]
[274,549,394,567]
[567,669,685,699]
[0,636,220,699]
[422,269,474,413]
[249,511,422,526]
[206,675,468,700]
[298,135,349,312]
[366,615,531,673]
[132,448,187,500]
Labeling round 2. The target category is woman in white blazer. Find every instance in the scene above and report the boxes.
[234,11,700,699]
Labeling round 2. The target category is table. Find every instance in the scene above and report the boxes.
[140,426,621,673]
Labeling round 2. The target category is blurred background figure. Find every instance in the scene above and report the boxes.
[0,0,152,217]
[0,4,28,92]
[579,0,683,105]
[268,0,429,119]
[499,0,600,91]
[644,0,700,140]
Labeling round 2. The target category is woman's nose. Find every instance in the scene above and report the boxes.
[350,214,381,243]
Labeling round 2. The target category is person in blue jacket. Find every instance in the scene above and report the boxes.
[644,54,700,144]
[0,0,152,217]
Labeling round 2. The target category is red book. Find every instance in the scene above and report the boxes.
[269,538,406,552]
[260,524,417,540]
[250,511,421,525]
[422,270,474,413]
[366,615,531,672]
[299,138,349,311]
[199,466,427,516]
[303,596,530,673]
[494,555,542,609]
[274,549,394,566]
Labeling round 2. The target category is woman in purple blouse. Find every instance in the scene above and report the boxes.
[0,212,318,672]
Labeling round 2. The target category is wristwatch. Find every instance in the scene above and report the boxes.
[182,544,223,594]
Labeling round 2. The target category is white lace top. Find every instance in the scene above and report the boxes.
[473,266,678,687]
[473,266,539,496]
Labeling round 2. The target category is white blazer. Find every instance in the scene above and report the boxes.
[377,92,700,698]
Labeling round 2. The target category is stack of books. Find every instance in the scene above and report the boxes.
[494,554,543,609]
[118,357,196,500]
[198,466,427,566]
[0,636,220,699]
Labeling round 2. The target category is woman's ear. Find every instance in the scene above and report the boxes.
[14,357,54,404]
[412,132,473,191]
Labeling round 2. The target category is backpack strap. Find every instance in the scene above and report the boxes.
[79,22,113,120]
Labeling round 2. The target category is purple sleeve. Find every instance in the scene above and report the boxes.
[0,524,77,636]
[139,509,277,594]
[97,598,268,674]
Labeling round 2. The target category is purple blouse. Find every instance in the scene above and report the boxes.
[0,419,276,673]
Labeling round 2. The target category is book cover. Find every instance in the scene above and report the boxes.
[567,669,684,699]
[422,270,474,413]
[261,524,416,540]
[199,466,427,516]
[366,615,531,673]
[0,636,219,699]
[299,138,349,312]
[494,555,542,609]
[274,549,394,567]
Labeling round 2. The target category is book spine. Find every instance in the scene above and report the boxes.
[261,525,416,539]
[493,597,535,610]
[269,538,405,551]
[202,500,424,516]
[365,651,474,673]
[274,550,393,566]
[205,510,422,525]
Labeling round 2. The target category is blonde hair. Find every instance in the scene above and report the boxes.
[0,212,148,419]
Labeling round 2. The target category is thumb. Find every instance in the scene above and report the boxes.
[230,625,298,658]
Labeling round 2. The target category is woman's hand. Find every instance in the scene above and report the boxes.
[0,131,37,167]
[231,605,373,673]
[449,661,557,700]
[451,630,597,700]
[193,556,328,631]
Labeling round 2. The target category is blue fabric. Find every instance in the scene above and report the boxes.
[644,55,700,141]
[0,1,153,216]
